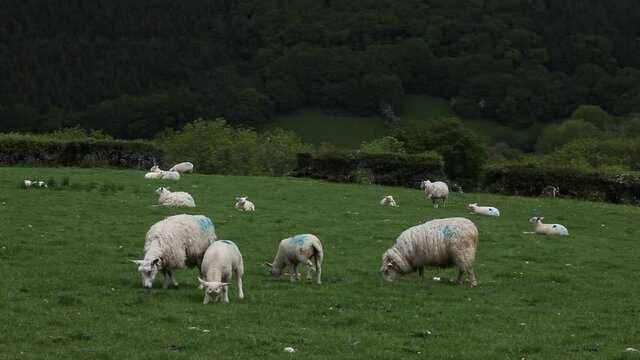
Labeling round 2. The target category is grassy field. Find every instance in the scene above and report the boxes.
[1,167,639,359]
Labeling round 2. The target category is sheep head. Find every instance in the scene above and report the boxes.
[379,253,400,281]
[131,258,161,289]
[198,277,228,299]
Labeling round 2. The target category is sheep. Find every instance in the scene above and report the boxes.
[380,217,478,287]
[542,186,560,198]
[156,187,195,208]
[169,162,194,173]
[529,216,569,236]
[144,171,163,179]
[23,180,47,187]
[150,165,161,172]
[235,196,255,211]
[131,214,216,289]
[160,170,181,180]
[380,195,397,207]
[265,234,323,285]
[420,180,449,208]
[467,203,500,216]
[197,240,244,303]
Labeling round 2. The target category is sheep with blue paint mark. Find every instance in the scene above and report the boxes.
[131,214,216,289]
[156,187,196,208]
[265,234,323,284]
[467,203,500,216]
[420,180,449,208]
[169,162,194,173]
[198,240,244,304]
[380,217,478,286]
[529,216,569,236]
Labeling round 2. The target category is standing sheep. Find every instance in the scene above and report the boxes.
[131,214,216,289]
[265,234,323,285]
[156,187,196,208]
[380,195,397,207]
[420,180,449,208]
[169,162,194,173]
[529,216,569,236]
[467,203,500,216]
[380,217,478,287]
[197,240,244,304]
[235,196,255,211]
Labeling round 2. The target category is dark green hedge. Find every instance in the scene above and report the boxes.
[0,136,163,169]
[483,163,640,204]
[294,151,445,188]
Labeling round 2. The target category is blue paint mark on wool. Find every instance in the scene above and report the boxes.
[551,224,569,235]
[220,240,238,248]
[443,225,455,240]
[196,216,214,232]
[290,234,309,245]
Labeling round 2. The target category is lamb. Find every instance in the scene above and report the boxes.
[131,214,217,289]
[529,216,569,236]
[265,234,323,285]
[23,180,47,187]
[380,217,478,287]
[144,171,163,179]
[156,187,195,208]
[420,180,449,208]
[467,203,500,216]
[380,195,397,207]
[197,240,244,303]
[235,196,255,211]
[169,162,194,173]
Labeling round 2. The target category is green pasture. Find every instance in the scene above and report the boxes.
[0,167,638,359]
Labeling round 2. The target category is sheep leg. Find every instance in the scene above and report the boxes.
[316,265,322,285]
[162,270,178,288]
[456,269,465,285]
[293,264,301,281]
[289,264,297,282]
[418,267,424,281]
[222,287,229,303]
[203,293,212,304]
[468,268,477,287]
[305,259,315,282]
[167,271,179,288]
[237,276,244,300]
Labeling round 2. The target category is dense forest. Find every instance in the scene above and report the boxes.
[2,0,640,140]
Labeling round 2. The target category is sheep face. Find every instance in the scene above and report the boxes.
[155,187,168,195]
[132,259,160,289]
[529,216,543,224]
[264,262,283,281]
[420,180,430,189]
[198,278,228,303]
[379,254,400,281]
[467,203,477,212]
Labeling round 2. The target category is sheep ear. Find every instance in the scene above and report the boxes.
[198,277,207,286]
[387,262,395,269]
[539,217,544,221]
[151,258,160,266]
[264,262,273,268]
[220,283,229,288]
[131,260,143,265]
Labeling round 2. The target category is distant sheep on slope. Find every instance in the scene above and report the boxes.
[420,180,449,208]
[529,216,569,236]
[131,214,216,289]
[235,196,255,211]
[380,195,397,207]
[380,217,478,287]
[198,240,244,304]
[169,162,194,173]
[467,203,500,216]
[156,187,195,208]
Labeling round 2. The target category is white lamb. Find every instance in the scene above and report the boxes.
[160,170,181,180]
[144,171,163,179]
[529,216,569,236]
[265,234,323,284]
[467,203,500,216]
[235,196,255,211]
[156,187,195,208]
[380,217,478,286]
[380,195,397,207]
[169,162,194,173]
[131,214,217,289]
[197,240,244,304]
[420,180,449,208]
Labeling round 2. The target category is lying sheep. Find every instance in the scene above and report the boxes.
[23,180,47,188]
[235,196,255,211]
[380,195,397,207]
[529,216,569,236]
[161,170,180,180]
[265,234,323,284]
[420,180,449,208]
[144,171,163,179]
[380,217,478,287]
[131,214,216,289]
[197,240,244,303]
[156,187,195,208]
[467,203,500,216]
[169,162,194,173]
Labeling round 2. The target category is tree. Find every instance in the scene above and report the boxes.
[536,119,600,154]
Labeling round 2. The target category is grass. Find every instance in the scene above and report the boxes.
[1,166,639,359]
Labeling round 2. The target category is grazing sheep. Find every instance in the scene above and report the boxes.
[131,214,216,289]
[169,162,194,173]
[235,196,255,211]
[467,203,500,216]
[265,234,323,284]
[420,180,449,208]
[380,217,478,287]
[156,187,195,208]
[197,240,244,303]
[380,195,397,207]
[529,216,569,236]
